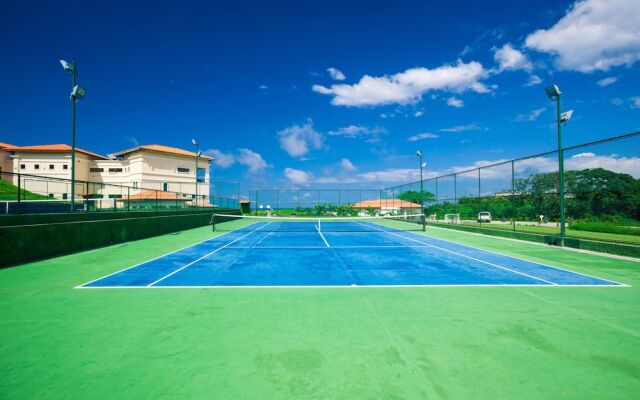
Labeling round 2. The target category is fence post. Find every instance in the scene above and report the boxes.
[454,174,457,203]
[155,190,158,213]
[127,186,130,212]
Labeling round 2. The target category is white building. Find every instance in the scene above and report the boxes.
[1,142,213,205]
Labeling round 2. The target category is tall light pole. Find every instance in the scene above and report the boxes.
[60,60,85,211]
[416,150,426,231]
[192,138,200,207]
[545,84,573,246]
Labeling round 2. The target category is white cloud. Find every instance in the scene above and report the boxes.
[572,152,596,158]
[205,149,235,169]
[312,60,490,107]
[611,97,624,106]
[311,84,333,94]
[493,43,533,71]
[524,75,543,87]
[237,148,271,173]
[446,97,464,108]
[631,96,640,109]
[327,125,387,138]
[127,136,139,146]
[438,124,484,133]
[407,132,439,141]
[259,85,269,90]
[565,152,640,177]
[340,158,357,172]
[597,77,618,86]
[327,67,346,81]
[516,107,546,122]
[284,168,312,185]
[313,152,640,185]
[414,111,424,117]
[525,0,640,72]
[278,120,324,158]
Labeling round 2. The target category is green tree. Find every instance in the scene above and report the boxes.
[398,190,436,205]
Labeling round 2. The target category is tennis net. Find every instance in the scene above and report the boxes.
[212,213,426,232]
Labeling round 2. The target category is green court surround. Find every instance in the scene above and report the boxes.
[1,224,639,399]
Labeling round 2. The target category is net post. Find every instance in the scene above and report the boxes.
[211,214,216,232]
[421,214,426,231]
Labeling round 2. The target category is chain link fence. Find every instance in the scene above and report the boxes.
[248,189,423,217]
[384,131,640,257]
[0,171,240,214]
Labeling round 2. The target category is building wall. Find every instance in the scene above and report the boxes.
[6,149,211,201]
[9,152,95,198]
[0,149,12,182]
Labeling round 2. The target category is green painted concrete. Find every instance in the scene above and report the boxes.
[1,225,639,399]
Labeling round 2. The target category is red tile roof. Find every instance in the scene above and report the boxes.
[0,142,14,149]
[118,190,192,201]
[113,144,213,160]
[352,199,421,209]
[3,144,109,160]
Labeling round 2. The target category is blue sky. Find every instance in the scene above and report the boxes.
[1,0,639,193]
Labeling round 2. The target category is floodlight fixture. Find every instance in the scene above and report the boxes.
[421,162,427,168]
[70,85,86,101]
[59,59,74,72]
[197,151,202,157]
[545,84,561,101]
[416,150,422,157]
[192,138,198,145]
[560,109,573,124]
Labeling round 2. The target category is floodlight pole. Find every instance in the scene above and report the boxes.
[194,139,199,208]
[417,151,425,231]
[556,94,566,246]
[418,152,424,201]
[69,61,77,211]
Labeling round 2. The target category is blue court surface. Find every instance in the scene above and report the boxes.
[79,221,625,288]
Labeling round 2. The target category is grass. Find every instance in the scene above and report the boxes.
[448,221,640,246]
[1,224,639,399]
[0,179,50,200]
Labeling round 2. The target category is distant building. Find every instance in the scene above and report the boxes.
[0,142,14,177]
[352,199,422,216]
[117,190,192,210]
[1,143,213,203]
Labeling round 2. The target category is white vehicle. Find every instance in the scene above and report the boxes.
[477,211,492,223]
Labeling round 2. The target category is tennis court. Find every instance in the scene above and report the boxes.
[79,215,624,288]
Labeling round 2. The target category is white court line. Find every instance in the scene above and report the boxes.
[359,222,558,285]
[419,226,629,286]
[145,222,273,287]
[226,245,431,249]
[75,228,240,288]
[76,283,625,289]
[315,225,331,247]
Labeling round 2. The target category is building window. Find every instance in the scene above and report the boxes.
[177,167,190,173]
[49,164,55,170]
[34,164,40,170]
[133,182,138,188]
[63,164,68,170]
[90,168,104,173]
[163,183,168,192]
[108,168,123,173]
[108,194,122,199]
[20,164,25,170]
